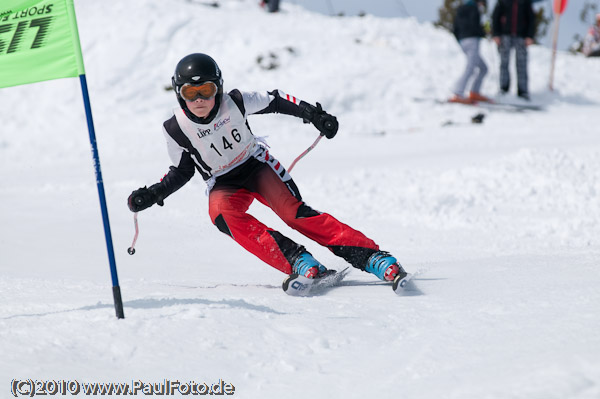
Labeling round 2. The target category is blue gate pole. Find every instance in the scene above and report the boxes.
[79,74,124,319]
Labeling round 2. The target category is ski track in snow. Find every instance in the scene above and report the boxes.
[1,1,600,398]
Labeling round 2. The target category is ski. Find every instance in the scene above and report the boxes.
[471,100,544,112]
[282,267,350,297]
[413,97,544,112]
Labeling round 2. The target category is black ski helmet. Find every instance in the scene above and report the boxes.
[172,53,224,123]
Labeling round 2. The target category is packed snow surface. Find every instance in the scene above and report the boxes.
[1,1,599,398]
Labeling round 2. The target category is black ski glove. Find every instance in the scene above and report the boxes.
[127,184,164,212]
[299,101,339,139]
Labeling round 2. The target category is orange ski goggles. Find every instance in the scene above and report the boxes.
[180,81,218,101]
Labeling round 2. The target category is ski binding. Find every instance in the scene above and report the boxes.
[392,272,416,295]
[282,267,350,297]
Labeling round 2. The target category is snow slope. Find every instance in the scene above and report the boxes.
[1,1,600,398]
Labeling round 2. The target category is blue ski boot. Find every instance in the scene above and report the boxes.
[292,252,328,279]
[365,251,406,281]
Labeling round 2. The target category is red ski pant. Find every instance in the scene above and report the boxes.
[208,161,378,274]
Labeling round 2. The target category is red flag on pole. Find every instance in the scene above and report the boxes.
[549,0,569,90]
[553,0,568,15]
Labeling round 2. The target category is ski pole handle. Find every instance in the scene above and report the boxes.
[127,212,139,255]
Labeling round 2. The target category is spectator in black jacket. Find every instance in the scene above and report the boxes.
[492,0,535,100]
[449,0,491,104]
[261,0,280,13]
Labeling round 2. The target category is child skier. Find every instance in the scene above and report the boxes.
[127,53,407,286]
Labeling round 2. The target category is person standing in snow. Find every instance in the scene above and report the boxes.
[450,0,491,104]
[491,0,535,100]
[127,53,407,285]
[260,0,280,13]
[583,13,600,57]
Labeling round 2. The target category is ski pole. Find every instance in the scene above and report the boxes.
[127,212,139,255]
[127,133,325,255]
[288,135,323,173]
